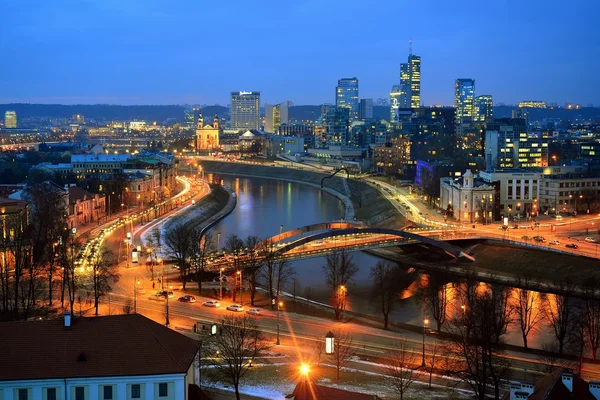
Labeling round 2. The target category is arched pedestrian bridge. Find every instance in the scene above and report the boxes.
[207,222,474,271]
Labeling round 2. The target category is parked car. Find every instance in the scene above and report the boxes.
[533,236,546,242]
[549,240,560,245]
[521,236,532,240]
[226,304,244,312]
[585,237,598,243]
[148,293,166,301]
[178,295,196,303]
[556,216,563,221]
[203,300,220,308]
[158,290,174,299]
[566,243,579,249]
[246,308,261,316]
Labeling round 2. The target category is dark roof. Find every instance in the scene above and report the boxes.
[291,380,380,400]
[503,368,596,400]
[69,186,101,204]
[0,313,200,381]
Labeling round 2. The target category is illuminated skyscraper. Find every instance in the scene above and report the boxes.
[230,91,260,130]
[399,63,410,108]
[4,111,17,128]
[454,79,475,125]
[408,54,421,108]
[390,85,403,123]
[265,101,290,133]
[474,95,493,123]
[335,78,359,121]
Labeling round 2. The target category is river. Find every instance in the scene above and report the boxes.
[207,174,556,350]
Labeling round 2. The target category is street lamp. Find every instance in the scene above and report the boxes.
[422,318,429,367]
[219,267,224,300]
[237,269,243,306]
[339,285,347,321]
[276,300,283,345]
[325,331,335,354]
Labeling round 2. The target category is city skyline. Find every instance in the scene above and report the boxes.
[1,1,599,106]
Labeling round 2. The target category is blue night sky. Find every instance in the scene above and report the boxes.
[1,0,598,106]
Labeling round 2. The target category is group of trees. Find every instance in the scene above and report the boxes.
[0,182,120,321]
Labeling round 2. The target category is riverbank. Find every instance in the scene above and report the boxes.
[198,160,401,226]
[163,183,235,234]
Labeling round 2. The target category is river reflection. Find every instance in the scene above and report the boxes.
[208,174,562,350]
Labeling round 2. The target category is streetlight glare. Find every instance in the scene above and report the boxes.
[300,364,310,375]
[424,318,429,325]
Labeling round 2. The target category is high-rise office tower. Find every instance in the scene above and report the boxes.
[398,43,421,108]
[359,98,373,120]
[335,78,359,121]
[390,85,404,124]
[4,111,17,128]
[454,79,476,125]
[230,91,260,130]
[265,101,290,133]
[474,95,493,123]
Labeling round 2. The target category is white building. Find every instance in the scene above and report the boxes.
[0,313,201,400]
[71,154,133,179]
[230,91,260,131]
[479,169,541,220]
[440,169,496,223]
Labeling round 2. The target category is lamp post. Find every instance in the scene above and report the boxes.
[134,277,140,314]
[276,300,283,345]
[422,318,429,367]
[217,232,221,252]
[219,267,224,300]
[237,269,243,306]
[339,285,347,321]
[325,331,335,354]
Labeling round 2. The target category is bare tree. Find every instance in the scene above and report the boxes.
[546,288,575,355]
[243,235,262,306]
[258,239,278,309]
[384,339,418,400]
[370,261,400,329]
[425,340,441,389]
[446,289,511,400]
[328,328,355,380]
[89,249,120,315]
[212,315,268,400]
[322,248,358,320]
[60,232,80,316]
[512,277,544,349]
[420,272,449,332]
[189,230,215,295]
[582,278,600,360]
[164,224,192,290]
[275,258,295,301]
[122,298,133,314]
[224,234,245,302]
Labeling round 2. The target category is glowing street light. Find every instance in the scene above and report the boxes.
[300,364,310,376]
[276,300,283,345]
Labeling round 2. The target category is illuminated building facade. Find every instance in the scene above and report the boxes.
[484,118,546,169]
[230,91,260,130]
[440,169,496,223]
[518,101,547,109]
[474,95,493,123]
[196,114,221,151]
[265,102,290,133]
[335,78,359,121]
[322,107,350,146]
[454,79,475,124]
[373,137,411,176]
[390,85,404,124]
[408,55,421,108]
[4,111,17,128]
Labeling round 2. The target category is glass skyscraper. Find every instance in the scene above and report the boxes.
[4,111,16,128]
[474,95,493,123]
[230,91,260,131]
[454,79,475,125]
[335,78,359,121]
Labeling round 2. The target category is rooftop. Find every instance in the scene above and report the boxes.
[71,154,132,162]
[290,380,380,400]
[0,313,200,381]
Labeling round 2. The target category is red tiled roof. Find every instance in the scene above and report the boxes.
[291,380,380,400]
[0,314,200,381]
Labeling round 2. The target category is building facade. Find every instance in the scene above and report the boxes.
[539,173,600,214]
[359,98,373,120]
[265,102,290,133]
[335,78,359,121]
[373,137,411,176]
[479,169,541,220]
[454,79,475,125]
[4,111,16,129]
[0,314,201,400]
[440,170,496,223]
[474,95,493,123]
[196,114,221,151]
[68,186,106,229]
[230,91,260,131]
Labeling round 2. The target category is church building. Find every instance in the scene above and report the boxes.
[196,114,221,151]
